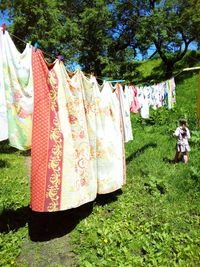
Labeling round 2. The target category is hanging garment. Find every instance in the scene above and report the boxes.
[140,87,150,119]
[116,84,133,143]
[0,28,8,141]
[68,71,98,184]
[130,86,139,113]
[31,50,97,212]
[158,81,168,106]
[167,78,176,109]
[137,87,143,110]
[170,77,176,108]
[0,28,33,149]
[149,84,162,110]
[89,78,125,194]
[127,85,134,108]
[159,83,164,108]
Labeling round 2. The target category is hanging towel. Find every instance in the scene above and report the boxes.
[0,28,33,149]
[130,86,139,113]
[31,50,97,212]
[116,84,133,142]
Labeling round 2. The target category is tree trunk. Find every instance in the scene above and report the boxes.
[165,62,174,79]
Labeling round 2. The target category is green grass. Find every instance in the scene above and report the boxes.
[71,74,200,266]
[0,73,200,266]
[0,145,29,266]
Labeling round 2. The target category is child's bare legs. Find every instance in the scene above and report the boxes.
[183,152,188,164]
[174,150,179,163]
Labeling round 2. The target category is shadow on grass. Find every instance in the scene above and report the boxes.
[0,206,30,233]
[0,159,10,168]
[0,190,122,242]
[20,150,31,157]
[0,140,18,154]
[163,157,183,164]
[126,142,157,165]
[0,204,93,242]
[95,189,122,206]
[29,202,94,242]
[163,157,175,164]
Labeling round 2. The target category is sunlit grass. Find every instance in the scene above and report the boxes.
[0,74,199,266]
[71,74,200,266]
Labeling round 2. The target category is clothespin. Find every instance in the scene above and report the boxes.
[34,42,38,52]
[2,23,6,34]
[58,55,62,64]
[28,41,31,48]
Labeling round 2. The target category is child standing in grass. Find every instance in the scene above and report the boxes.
[173,118,191,164]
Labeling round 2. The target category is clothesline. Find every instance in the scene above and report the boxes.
[3,25,198,89]
[9,30,127,84]
[8,31,66,64]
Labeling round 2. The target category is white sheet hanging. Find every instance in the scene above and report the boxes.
[0,28,33,150]
[0,28,8,141]
[118,84,133,142]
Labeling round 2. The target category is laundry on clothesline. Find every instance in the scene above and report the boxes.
[0,26,176,212]
[127,79,176,119]
[0,27,128,212]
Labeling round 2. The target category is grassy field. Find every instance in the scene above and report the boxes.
[71,73,200,266]
[0,72,200,266]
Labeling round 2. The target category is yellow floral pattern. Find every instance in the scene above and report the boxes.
[46,69,63,212]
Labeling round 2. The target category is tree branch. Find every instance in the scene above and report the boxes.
[149,0,156,10]
[148,50,158,59]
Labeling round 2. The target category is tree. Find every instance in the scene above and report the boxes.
[0,0,113,76]
[112,0,200,78]
[0,0,80,63]
[76,0,113,76]
[1,0,200,78]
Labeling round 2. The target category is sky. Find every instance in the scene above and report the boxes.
[0,11,10,26]
[135,42,198,61]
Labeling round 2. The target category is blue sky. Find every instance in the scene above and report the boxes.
[135,42,198,61]
[0,11,10,25]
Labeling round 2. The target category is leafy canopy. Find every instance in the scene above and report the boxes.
[1,0,200,78]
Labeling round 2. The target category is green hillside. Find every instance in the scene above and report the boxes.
[126,50,200,84]
[0,72,200,266]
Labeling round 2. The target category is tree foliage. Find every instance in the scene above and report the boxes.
[113,0,200,78]
[1,0,200,78]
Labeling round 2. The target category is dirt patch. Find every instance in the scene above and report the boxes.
[17,234,76,267]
